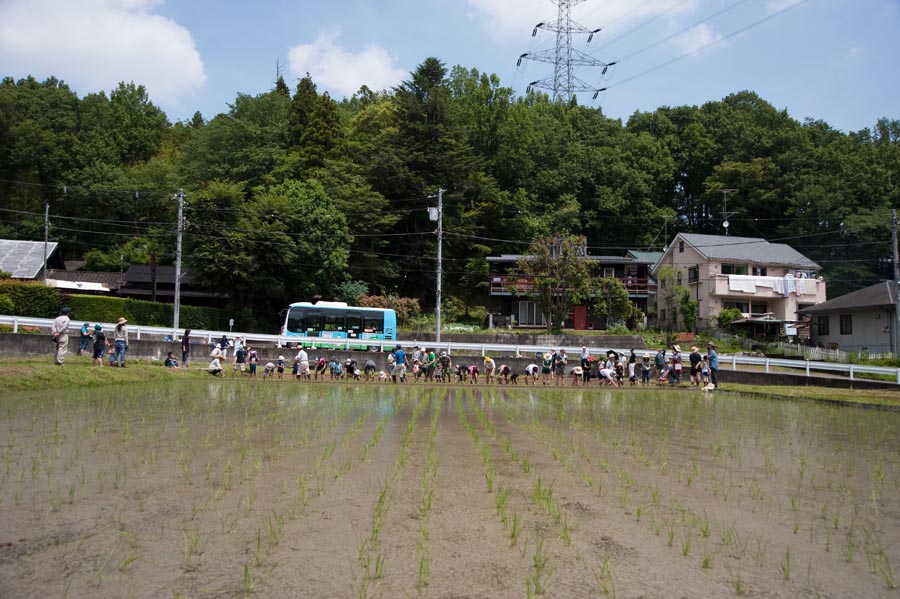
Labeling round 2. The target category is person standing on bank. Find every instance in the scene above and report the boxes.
[113,317,129,367]
[706,342,719,390]
[51,306,72,365]
[181,328,192,368]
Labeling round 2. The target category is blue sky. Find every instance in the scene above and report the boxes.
[0,0,896,133]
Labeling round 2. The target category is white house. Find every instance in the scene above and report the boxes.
[802,281,897,353]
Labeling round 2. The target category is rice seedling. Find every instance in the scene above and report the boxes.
[593,554,616,599]
[780,546,791,580]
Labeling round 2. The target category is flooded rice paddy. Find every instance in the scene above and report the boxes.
[1,381,898,598]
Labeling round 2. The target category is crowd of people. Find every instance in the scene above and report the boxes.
[50,306,130,368]
[200,339,720,391]
[48,307,721,390]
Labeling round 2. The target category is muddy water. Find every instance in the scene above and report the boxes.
[0,382,898,598]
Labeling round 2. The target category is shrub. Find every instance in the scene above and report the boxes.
[357,295,421,325]
[0,294,14,314]
[716,307,744,329]
[0,281,61,316]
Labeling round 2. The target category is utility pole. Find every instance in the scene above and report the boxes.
[436,188,444,343]
[173,188,184,334]
[42,200,49,282]
[892,209,900,357]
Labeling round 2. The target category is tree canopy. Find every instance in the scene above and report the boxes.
[0,62,898,327]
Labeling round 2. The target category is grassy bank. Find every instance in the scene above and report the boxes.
[0,355,212,393]
[3,355,900,408]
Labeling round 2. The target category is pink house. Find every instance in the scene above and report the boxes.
[653,233,827,331]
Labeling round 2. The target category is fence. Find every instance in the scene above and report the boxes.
[4,314,900,384]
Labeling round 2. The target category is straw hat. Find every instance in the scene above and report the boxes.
[644,352,651,358]
[543,352,552,361]
[673,344,681,352]
[117,317,127,325]
[691,346,699,352]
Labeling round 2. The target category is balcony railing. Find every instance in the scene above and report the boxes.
[489,275,650,295]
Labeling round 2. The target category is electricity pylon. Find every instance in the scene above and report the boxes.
[517,0,615,102]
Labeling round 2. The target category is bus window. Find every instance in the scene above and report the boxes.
[305,313,322,335]
[346,315,361,338]
[363,316,384,334]
[287,309,306,334]
[323,314,344,332]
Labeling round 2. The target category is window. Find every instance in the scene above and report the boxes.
[676,271,683,286]
[723,301,749,314]
[722,263,748,275]
[840,314,852,335]
[688,266,699,283]
[752,267,768,276]
[286,309,306,334]
[346,315,361,338]
[363,316,384,334]
[518,301,546,327]
[817,316,829,336]
[750,304,769,315]
[678,240,684,253]
[603,267,615,279]
[323,314,344,332]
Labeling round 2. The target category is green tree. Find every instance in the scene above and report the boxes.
[590,277,637,328]
[518,234,591,331]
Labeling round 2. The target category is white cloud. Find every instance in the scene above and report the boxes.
[287,32,407,97]
[0,0,205,108]
[465,0,698,42]
[846,46,864,61]
[765,0,798,14]
[672,22,723,55]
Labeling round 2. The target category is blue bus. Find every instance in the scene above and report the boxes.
[280,301,397,349]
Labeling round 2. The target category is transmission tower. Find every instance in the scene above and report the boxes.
[517,0,615,102]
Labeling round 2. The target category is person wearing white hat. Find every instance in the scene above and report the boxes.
[113,317,129,367]
[671,344,683,384]
[541,352,553,385]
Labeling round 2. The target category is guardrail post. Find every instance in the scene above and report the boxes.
[765,359,770,374]
[12,317,18,334]
[806,360,810,377]
[896,368,900,385]
[515,345,520,358]
[732,355,736,370]
[849,365,854,382]
[136,327,141,340]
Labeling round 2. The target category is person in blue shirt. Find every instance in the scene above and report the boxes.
[706,342,719,390]
[392,344,407,383]
[164,352,180,368]
[78,323,91,356]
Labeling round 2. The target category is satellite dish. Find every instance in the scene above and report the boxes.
[723,220,730,230]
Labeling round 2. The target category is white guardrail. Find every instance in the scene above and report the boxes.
[3,314,900,384]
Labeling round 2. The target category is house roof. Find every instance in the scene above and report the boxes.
[626,250,664,266]
[486,254,639,265]
[676,233,820,269]
[801,281,895,314]
[124,265,195,285]
[46,269,123,289]
[0,239,58,279]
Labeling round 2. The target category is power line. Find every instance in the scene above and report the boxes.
[600,0,808,92]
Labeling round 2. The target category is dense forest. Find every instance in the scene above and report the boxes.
[1,57,898,326]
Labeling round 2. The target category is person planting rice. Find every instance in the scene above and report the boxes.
[597,366,618,386]
[525,363,539,384]
[571,365,584,386]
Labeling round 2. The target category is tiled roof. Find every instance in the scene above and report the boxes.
[678,233,819,269]
[801,281,894,314]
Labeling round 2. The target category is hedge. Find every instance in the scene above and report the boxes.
[0,280,250,331]
[67,295,230,330]
[0,281,62,316]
